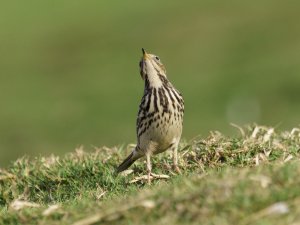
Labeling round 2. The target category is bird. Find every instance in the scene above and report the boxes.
[116,48,184,183]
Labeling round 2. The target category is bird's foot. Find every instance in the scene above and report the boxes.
[129,173,170,184]
[173,165,182,175]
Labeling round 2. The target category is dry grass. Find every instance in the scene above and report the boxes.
[1,125,300,224]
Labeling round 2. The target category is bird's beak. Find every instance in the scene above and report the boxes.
[142,48,149,60]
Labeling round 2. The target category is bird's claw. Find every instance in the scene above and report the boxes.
[129,173,170,184]
[173,165,182,174]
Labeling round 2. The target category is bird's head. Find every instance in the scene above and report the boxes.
[139,48,167,82]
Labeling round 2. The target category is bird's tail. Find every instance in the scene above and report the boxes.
[116,151,138,173]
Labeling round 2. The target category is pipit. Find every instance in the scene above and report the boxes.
[116,48,184,183]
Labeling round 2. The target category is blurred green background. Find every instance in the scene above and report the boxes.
[1,1,299,166]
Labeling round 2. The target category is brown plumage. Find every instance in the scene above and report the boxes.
[116,49,184,182]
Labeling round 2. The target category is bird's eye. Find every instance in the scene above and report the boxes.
[155,56,160,61]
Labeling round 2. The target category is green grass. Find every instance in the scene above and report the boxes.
[1,125,300,224]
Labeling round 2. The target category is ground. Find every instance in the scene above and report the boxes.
[1,125,300,224]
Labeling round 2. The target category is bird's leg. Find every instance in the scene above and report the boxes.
[129,151,170,184]
[146,152,152,185]
[172,143,181,174]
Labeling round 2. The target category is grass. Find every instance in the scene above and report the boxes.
[1,125,300,224]
[1,1,300,165]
